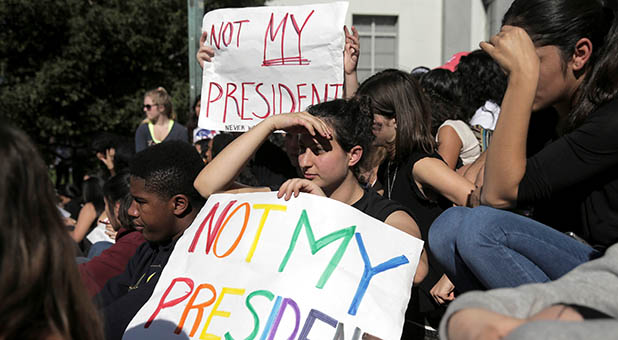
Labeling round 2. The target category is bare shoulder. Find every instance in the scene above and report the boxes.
[384,210,421,240]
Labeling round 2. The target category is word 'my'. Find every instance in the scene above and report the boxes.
[186,200,410,315]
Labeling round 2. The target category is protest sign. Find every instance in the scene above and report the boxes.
[199,2,348,132]
[124,192,424,340]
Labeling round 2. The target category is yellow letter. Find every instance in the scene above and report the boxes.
[200,287,246,340]
[245,204,286,262]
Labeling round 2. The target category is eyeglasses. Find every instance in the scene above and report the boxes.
[143,104,159,110]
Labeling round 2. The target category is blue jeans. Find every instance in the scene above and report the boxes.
[428,206,600,293]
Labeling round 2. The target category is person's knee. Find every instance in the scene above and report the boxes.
[455,206,507,254]
[428,206,469,256]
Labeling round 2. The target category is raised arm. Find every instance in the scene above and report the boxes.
[479,26,539,208]
[343,25,360,99]
[193,112,332,199]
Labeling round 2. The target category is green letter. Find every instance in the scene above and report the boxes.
[278,210,356,288]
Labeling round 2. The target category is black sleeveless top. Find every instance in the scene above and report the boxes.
[379,151,451,238]
[379,151,450,317]
[351,187,414,222]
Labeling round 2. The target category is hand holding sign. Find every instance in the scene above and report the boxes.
[124,192,424,340]
[198,2,348,132]
[197,31,215,67]
[277,178,326,200]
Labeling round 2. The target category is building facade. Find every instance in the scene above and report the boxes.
[265,0,514,81]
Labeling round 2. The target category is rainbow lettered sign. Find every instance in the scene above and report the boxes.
[123,192,423,340]
[198,2,348,132]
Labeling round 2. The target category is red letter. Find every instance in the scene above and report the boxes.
[254,83,271,119]
[330,83,343,99]
[209,22,224,49]
[263,13,289,66]
[222,22,233,47]
[188,200,237,254]
[311,84,324,105]
[278,84,296,113]
[145,278,194,328]
[233,20,250,48]
[175,283,217,337]
[271,84,277,115]
[224,83,240,123]
[296,83,307,112]
[290,10,315,61]
[206,82,223,118]
[241,82,255,121]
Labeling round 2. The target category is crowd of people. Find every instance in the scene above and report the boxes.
[2,0,617,339]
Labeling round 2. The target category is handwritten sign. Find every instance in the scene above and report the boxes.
[124,192,423,340]
[199,2,348,132]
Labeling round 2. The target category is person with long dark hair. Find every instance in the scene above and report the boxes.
[419,68,476,170]
[0,124,103,340]
[430,0,618,296]
[355,69,475,333]
[72,176,105,253]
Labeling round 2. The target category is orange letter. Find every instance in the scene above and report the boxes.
[176,283,217,337]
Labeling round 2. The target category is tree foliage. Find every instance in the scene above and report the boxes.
[0,0,264,168]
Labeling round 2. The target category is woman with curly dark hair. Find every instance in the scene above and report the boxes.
[419,68,478,169]
[0,124,104,340]
[355,69,475,334]
[455,50,508,124]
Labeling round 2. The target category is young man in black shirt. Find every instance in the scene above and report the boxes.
[96,141,206,340]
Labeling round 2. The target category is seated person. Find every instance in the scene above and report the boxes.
[96,141,205,340]
[79,171,146,297]
[441,243,618,340]
[0,124,104,340]
[429,0,618,294]
[194,97,428,285]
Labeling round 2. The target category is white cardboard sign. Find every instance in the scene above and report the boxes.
[123,192,423,340]
[198,2,348,132]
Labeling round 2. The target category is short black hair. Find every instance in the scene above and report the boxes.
[306,97,375,178]
[129,141,205,206]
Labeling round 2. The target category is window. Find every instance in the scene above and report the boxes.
[352,15,398,82]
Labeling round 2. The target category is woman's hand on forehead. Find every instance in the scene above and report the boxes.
[480,25,540,78]
[268,111,333,139]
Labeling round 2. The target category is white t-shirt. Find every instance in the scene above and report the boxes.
[436,119,481,165]
[469,100,501,130]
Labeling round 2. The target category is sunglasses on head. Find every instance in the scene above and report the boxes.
[143,104,159,110]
